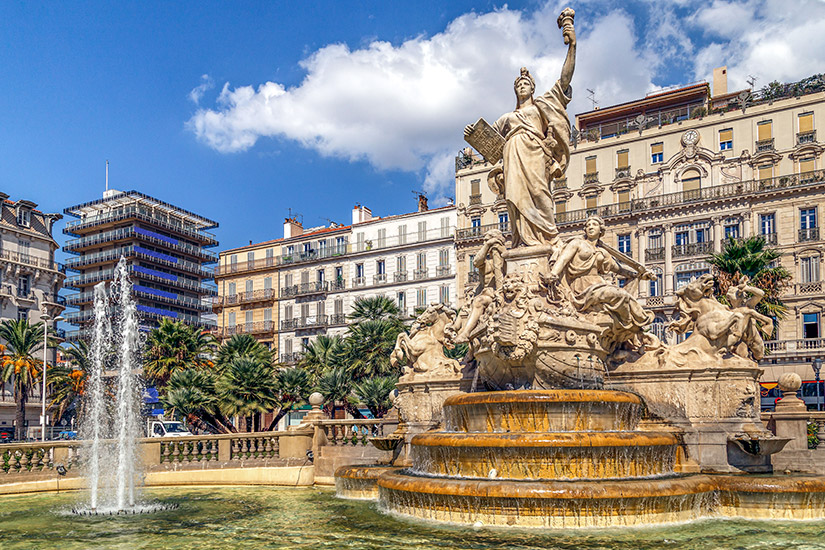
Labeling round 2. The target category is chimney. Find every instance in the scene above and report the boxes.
[417,194,429,212]
[352,204,373,225]
[713,66,728,97]
[284,217,303,238]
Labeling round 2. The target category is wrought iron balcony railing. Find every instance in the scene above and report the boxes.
[414,268,429,280]
[797,130,817,145]
[800,227,820,242]
[436,265,451,277]
[469,194,482,205]
[394,271,408,283]
[672,242,713,259]
[755,138,775,152]
[645,247,665,262]
[373,273,388,285]
[583,172,599,184]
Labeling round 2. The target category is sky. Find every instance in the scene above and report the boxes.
[2,0,825,258]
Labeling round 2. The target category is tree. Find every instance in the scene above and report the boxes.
[162,369,234,434]
[299,335,344,381]
[353,376,397,418]
[709,236,793,330]
[344,320,404,380]
[216,357,279,432]
[144,319,216,388]
[0,319,45,440]
[215,334,272,372]
[348,296,405,329]
[49,341,90,424]
[316,367,364,419]
[265,367,312,430]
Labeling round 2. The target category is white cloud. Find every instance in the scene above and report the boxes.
[188,74,214,105]
[187,0,825,196]
[187,5,655,198]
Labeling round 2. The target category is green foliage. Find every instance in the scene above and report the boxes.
[299,335,345,380]
[216,334,273,371]
[0,319,46,439]
[709,236,792,329]
[144,319,217,387]
[315,367,363,419]
[353,376,397,418]
[216,357,279,421]
[444,342,469,361]
[344,319,404,380]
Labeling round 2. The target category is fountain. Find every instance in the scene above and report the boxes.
[72,258,174,515]
[336,8,825,527]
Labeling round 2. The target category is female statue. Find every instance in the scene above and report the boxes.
[464,9,576,247]
[546,216,655,349]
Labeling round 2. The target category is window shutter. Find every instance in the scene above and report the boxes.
[586,196,597,209]
[555,201,567,214]
[757,121,772,140]
[585,156,597,173]
[651,143,664,154]
[800,157,815,173]
[799,112,814,133]
[617,150,629,168]
[719,129,733,142]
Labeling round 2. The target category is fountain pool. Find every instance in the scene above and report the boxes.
[1,487,825,549]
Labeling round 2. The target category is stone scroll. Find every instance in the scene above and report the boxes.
[464,118,505,165]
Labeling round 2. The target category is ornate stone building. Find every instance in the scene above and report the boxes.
[0,193,66,429]
[455,70,825,402]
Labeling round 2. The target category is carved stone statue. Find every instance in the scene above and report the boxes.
[390,304,461,381]
[455,229,505,343]
[545,216,655,352]
[464,8,576,247]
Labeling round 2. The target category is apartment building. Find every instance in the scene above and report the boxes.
[63,190,218,339]
[455,69,825,392]
[0,193,66,428]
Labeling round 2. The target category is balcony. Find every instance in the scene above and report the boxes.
[583,172,599,184]
[553,179,567,190]
[0,250,63,273]
[765,338,825,354]
[353,276,366,288]
[328,313,347,326]
[467,271,480,284]
[280,318,299,331]
[755,138,775,152]
[237,288,276,305]
[279,352,303,365]
[645,247,665,262]
[329,279,346,291]
[436,265,451,277]
[469,194,482,205]
[615,166,632,179]
[215,256,278,277]
[795,281,824,295]
[373,273,388,285]
[456,221,512,242]
[236,321,275,335]
[394,271,408,283]
[797,130,816,145]
[297,315,328,329]
[800,227,820,242]
[672,242,713,259]
[414,268,429,280]
[758,232,778,245]
[646,295,665,308]
[64,207,218,246]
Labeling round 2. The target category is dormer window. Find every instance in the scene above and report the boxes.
[16,207,30,227]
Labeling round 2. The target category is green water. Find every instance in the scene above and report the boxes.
[1,487,825,549]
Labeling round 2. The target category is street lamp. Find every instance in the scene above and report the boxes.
[40,313,65,442]
[813,358,823,412]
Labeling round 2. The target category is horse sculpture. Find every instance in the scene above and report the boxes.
[390,304,461,380]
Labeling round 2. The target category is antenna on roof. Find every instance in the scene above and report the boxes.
[105,160,109,192]
[321,217,338,227]
[746,75,758,90]
[586,88,598,110]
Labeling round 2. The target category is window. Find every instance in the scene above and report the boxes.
[760,213,775,235]
[284,338,292,354]
[648,231,662,249]
[418,221,427,241]
[695,227,708,243]
[719,129,733,151]
[470,179,480,195]
[675,231,688,246]
[441,217,451,238]
[355,263,364,278]
[616,149,629,169]
[439,249,450,266]
[617,190,630,212]
[757,120,772,141]
[17,275,30,298]
[377,259,386,274]
[800,112,814,133]
[264,308,272,322]
[675,263,711,290]
[16,208,30,227]
[398,225,407,245]
[356,232,365,252]
[284,273,293,287]
[397,255,406,272]
[316,301,325,318]
[301,337,309,350]
[469,255,477,273]
[649,270,663,297]
[317,269,325,283]
[471,217,481,228]
[682,168,701,195]
[417,252,427,270]
[266,248,275,264]
[416,288,427,307]
[247,251,254,263]
[334,299,343,315]
[439,285,450,304]
[801,208,817,230]
[245,311,253,326]
[264,277,272,290]
[335,236,347,253]
[555,201,567,215]
[397,292,406,313]
[651,143,664,163]
[18,240,30,262]
[284,305,293,320]
[651,317,666,342]
[318,239,327,256]
[286,245,294,257]
[335,266,343,282]
[230,254,238,266]
[303,242,313,256]
[301,271,309,285]
[803,312,820,339]
[245,280,253,294]
[228,312,236,327]
[377,229,387,248]
[300,303,309,319]
[724,224,739,240]
[617,234,631,255]
[801,256,820,283]
[585,196,597,211]
[758,164,773,181]
[498,212,509,229]
[228,282,236,296]
[585,156,597,174]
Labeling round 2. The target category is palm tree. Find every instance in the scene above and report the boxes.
[48,341,90,425]
[709,236,793,327]
[144,320,217,388]
[215,334,273,372]
[265,367,311,430]
[216,357,279,432]
[299,335,344,381]
[0,319,45,440]
[344,320,404,380]
[348,295,405,329]
[353,376,397,418]
[162,369,232,433]
[316,367,364,419]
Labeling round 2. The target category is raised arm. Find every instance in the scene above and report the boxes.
[558,9,576,91]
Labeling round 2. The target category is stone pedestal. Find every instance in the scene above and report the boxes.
[392,374,474,465]
[607,365,780,473]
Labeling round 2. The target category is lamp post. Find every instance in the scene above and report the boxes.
[40,314,64,442]
[813,358,823,412]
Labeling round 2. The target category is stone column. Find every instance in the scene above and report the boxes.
[663,223,674,294]
[712,216,723,253]
[742,212,751,238]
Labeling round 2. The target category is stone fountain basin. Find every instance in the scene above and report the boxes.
[730,436,792,456]
[368,435,404,452]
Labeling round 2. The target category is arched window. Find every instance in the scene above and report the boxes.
[682,168,701,198]
[675,261,711,291]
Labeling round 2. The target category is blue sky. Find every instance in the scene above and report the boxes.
[2,0,825,256]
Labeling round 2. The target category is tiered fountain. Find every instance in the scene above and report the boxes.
[337,8,825,527]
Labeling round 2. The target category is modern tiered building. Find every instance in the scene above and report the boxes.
[63,190,218,339]
[455,68,825,406]
[213,198,457,365]
[0,193,66,429]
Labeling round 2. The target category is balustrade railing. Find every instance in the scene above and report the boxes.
[756,138,775,152]
[317,419,394,446]
[798,130,817,145]
[394,271,408,283]
[0,250,63,273]
[583,172,599,184]
[796,281,824,295]
[645,247,665,262]
[672,242,713,259]
[414,268,429,280]
[800,228,820,242]
[469,194,482,205]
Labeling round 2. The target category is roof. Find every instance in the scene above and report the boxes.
[64,190,218,229]
[576,82,710,128]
